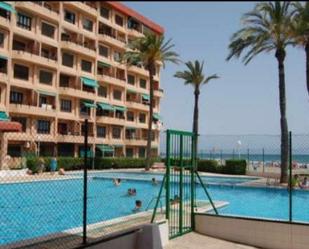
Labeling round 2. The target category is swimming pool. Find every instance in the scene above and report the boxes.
[69,171,259,185]
[0,174,308,246]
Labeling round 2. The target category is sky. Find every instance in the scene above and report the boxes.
[125,1,309,136]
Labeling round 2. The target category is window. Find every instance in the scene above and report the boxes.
[64,10,75,24]
[39,70,53,85]
[138,147,145,158]
[10,91,23,104]
[115,15,124,27]
[113,90,122,100]
[126,148,134,158]
[17,13,32,30]
[80,102,90,116]
[60,74,70,87]
[139,113,146,123]
[62,52,74,67]
[0,33,4,47]
[37,120,50,134]
[98,86,107,97]
[39,96,47,107]
[127,111,134,122]
[112,127,121,139]
[140,79,147,89]
[7,145,22,157]
[60,99,72,112]
[0,58,7,73]
[97,126,106,138]
[99,45,109,57]
[11,117,27,132]
[58,123,68,135]
[0,8,10,20]
[81,60,92,73]
[100,7,109,19]
[41,22,55,38]
[14,64,29,80]
[12,40,26,51]
[83,18,93,32]
[113,51,121,62]
[127,75,135,85]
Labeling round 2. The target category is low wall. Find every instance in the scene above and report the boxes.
[86,222,168,249]
[195,214,309,249]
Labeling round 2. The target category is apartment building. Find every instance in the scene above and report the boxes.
[0,1,164,169]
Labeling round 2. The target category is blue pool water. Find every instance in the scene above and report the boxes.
[0,174,308,246]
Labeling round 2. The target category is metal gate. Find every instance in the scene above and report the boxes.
[165,129,197,238]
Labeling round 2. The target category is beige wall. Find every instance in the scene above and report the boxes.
[195,214,309,249]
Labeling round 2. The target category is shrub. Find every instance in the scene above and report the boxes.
[93,157,161,169]
[197,160,218,173]
[222,159,247,175]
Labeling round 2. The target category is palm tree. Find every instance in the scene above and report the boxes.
[122,32,179,170]
[226,2,295,183]
[174,60,219,157]
[290,2,309,96]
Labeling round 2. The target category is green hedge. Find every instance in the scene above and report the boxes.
[26,157,161,172]
[222,159,247,175]
[196,159,246,175]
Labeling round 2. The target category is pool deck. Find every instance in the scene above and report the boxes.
[3,200,226,249]
[164,232,258,249]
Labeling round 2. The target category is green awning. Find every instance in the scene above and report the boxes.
[142,94,150,101]
[0,55,7,60]
[96,144,114,153]
[0,111,9,121]
[82,100,97,109]
[97,102,114,111]
[114,105,127,112]
[37,90,57,97]
[80,149,93,157]
[153,113,162,121]
[0,2,16,13]
[81,77,98,88]
[127,89,137,94]
[98,61,111,68]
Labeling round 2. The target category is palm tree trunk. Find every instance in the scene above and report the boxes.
[193,86,200,163]
[305,41,309,95]
[145,63,155,170]
[275,49,289,183]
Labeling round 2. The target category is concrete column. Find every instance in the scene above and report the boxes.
[0,133,8,170]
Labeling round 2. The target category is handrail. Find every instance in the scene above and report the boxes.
[195,171,218,215]
[151,174,166,223]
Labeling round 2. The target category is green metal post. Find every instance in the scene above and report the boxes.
[166,130,171,220]
[289,131,292,222]
[247,148,250,171]
[191,133,196,230]
[151,175,166,223]
[196,171,218,215]
[179,134,183,234]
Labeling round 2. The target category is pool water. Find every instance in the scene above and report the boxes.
[0,175,308,246]
[71,171,259,185]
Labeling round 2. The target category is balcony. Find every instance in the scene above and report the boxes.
[127,65,149,77]
[97,74,125,88]
[58,87,96,99]
[0,72,8,83]
[98,33,126,49]
[11,50,58,69]
[64,2,97,17]
[9,103,56,117]
[15,2,59,22]
[56,132,84,144]
[154,88,164,98]
[60,40,96,58]
[126,101,149,112]
[0,15,10,29]
[96,116,125,126]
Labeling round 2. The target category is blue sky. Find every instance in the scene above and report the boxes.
[125,1,309,135]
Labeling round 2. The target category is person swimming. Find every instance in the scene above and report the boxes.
[152,177,158,185]
[113,178,121,186]
[133,200,142,212]
[127,188,137,196]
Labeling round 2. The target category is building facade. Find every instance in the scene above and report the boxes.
[0,1,164,169]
